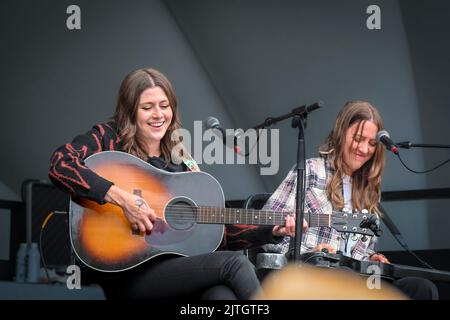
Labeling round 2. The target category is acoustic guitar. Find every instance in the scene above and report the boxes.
[70,151,376,272]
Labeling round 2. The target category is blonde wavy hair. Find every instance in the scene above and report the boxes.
[319,101,385,215]
[112,68,185,165]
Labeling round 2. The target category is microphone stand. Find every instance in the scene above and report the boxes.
[396,141,450,150]
[252,101,323,262]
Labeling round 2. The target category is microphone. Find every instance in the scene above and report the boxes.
[376,130,398,154]
[205,116,224,136]
[204,116,241,154]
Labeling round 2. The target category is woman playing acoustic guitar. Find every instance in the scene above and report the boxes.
[49,68,298,300]
[262,100,439,300]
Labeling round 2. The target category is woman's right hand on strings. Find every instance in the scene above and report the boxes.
[313,243,336,254]
[105,185,156,233]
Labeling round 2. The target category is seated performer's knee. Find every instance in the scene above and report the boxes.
[393,277,439,300]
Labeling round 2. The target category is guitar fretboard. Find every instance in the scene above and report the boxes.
[196,207,330,227]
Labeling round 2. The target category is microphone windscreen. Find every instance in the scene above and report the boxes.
[205,116,220,129]
[376,130,390,143]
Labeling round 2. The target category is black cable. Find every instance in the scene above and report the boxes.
[378,205,434,269]
[405,248,434,270]
[39,213,52,283]
[40,210,68,283]
[389,232,434,269]
[390,153,446,268]
[397,152,450,174]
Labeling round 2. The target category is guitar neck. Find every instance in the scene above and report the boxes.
[196,207,330,227]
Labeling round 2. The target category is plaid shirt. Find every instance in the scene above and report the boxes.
[262,156,377,261]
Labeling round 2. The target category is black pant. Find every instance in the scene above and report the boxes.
[392,277,439,300]
[332,266,439,300]
[113,251,260,300]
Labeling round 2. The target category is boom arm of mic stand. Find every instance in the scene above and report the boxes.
[396,141,450,149]
[252,101,323,130]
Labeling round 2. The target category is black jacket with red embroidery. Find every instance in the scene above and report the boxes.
[49,122,283,250]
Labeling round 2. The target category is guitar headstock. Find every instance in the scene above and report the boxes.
[330,208,377,236]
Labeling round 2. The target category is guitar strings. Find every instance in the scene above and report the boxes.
[91,204,367,220]
[84,204,371,227]
[101,203,370,219]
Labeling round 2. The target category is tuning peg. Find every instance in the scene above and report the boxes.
[353,208,359,213]
[374,228,383,237]
[361,209,369,214]
[351,234,358,241]
[342,207,350,217]
[361,235,368,242]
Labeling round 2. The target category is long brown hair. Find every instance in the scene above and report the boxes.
[319,101,385,215]
[112,68,183,165]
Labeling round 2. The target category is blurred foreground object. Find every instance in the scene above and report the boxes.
[254,264,407,300]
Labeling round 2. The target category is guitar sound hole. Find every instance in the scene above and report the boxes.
[165,198,197,231]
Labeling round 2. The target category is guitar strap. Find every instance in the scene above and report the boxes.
[183,155,201,172]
